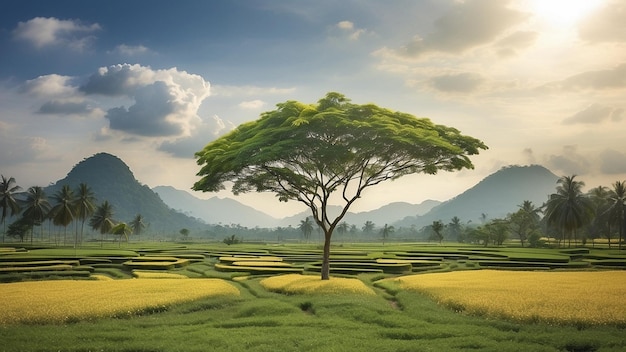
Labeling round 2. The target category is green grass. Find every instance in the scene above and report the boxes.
[2,242,626,351]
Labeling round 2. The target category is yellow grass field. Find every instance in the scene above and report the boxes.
[389,270,626,325]
[0,278,239,325]
[261,274,375,295]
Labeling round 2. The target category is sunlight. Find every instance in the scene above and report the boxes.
[528,0,604,26]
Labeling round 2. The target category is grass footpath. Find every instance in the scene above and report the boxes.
[1,275,625,352]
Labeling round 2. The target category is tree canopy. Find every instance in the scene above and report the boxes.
[194,92,487,279]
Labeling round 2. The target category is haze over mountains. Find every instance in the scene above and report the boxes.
[42,153,561,233]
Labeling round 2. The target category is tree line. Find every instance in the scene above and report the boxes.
[0,175,146,246]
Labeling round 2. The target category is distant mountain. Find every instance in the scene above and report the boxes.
[394,165,559,229]
[45,153,205,233]
[152,186,278,228]
[278,200,441,228]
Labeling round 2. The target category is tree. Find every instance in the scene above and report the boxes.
[380,223,395,245]
[50,185,75,246]
[587,186,610,247]
[89,201,115,245]
[298,217,314,242]
[447,216,463,242]
[73,183,96,247]
[606,181,626,250]
[193,92,487,279]
[130,214,146,241]
[362,221,376,237]
[21,186,51,243]
[508,200,541,247]
[431,220,444,244]
[111,222,131,247]
[544,175,595,247]
[0,175,22,242]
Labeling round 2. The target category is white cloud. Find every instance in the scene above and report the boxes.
[239,99,266,110]
[545,145,592,176]
[578,1,626,43]
[563,103,624,125]
[599,149,626,174]
[21,74,77,97]
[79,64,211,137]
[336,20,367,40]
[109,44,151,56]
[394,0,529,58]
[13,17,101,50]
[158,115,235,158]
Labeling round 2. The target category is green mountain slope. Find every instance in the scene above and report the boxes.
[45,153,205,234]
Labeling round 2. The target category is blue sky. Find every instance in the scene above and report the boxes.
[1,0,625,217]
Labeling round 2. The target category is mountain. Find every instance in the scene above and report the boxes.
[394,165,559,229]
[45,153,205,233]
[152,186,278,228]
[278,200,441,228]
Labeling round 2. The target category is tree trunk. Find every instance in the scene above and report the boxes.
[321,232,331,280]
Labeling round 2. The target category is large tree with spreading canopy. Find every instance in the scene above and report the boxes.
[194,92,487,279]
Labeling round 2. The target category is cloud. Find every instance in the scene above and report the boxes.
[395,0,528,58]
[37,100,92,115]
[551,63,626,91]
[599,149,626,174]
[336,20,367,40]
[158,115,235,158]
[21,74,77,97]
[578,1,626,43]
[109,44,151,56]
[80,64,211,137]
[12,17,100,50]
[545,145,591,176]
[563,104,624,124]
[428,72,484,93]
[494,30,538,57]
[238,99,266,110]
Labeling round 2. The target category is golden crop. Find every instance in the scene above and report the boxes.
[261,274,375,295]
[390,270,626,325]
[132,270,189,279]
[0,278,239,325]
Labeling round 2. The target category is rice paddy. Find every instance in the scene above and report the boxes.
[0,278,239,325]
[387,270,626,325]
[261,273,376,295]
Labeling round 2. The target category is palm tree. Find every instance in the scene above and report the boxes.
[129,214,146,242]
[0,175,22,242]
[380,223,395,245]
[50,185,75,246]
[606,181,626,250]
[362,221,375,236]
[544,175,595,247]
[509,200,541,247]
[588,186,610,247]
[447,216,463,242]
[298,217,314,242]
[21,186,51,243]
[73,183,96,247]
[111,222,131,248]
[431,220,444,244]
[89,201,115,246]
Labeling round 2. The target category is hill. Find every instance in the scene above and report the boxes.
[45,153,205,233]
[394,165,559,229]
[153,186,278,228]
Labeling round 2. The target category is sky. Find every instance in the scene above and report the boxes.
[1,0,625,218]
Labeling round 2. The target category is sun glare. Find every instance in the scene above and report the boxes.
[529,0,604,26]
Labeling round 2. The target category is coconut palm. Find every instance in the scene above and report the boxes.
[21,186,51,243]
[129,214,146,242]
[380,223,395,245]
[362,221,375,236]
[509,200,541,247]
[0,175,22,242]
[606,181,626,250]
[73,183,96,247]
[89,201,115,246]
[431,220,444,244]
[587,186,610,246]
[50,185,75,246]
[544,175,595,247]
[298,217,314,242]
[111,222,131,248]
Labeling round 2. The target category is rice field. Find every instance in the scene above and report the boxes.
[388,270,626,325]
[261,274,375,295]
[0,278,240,325]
